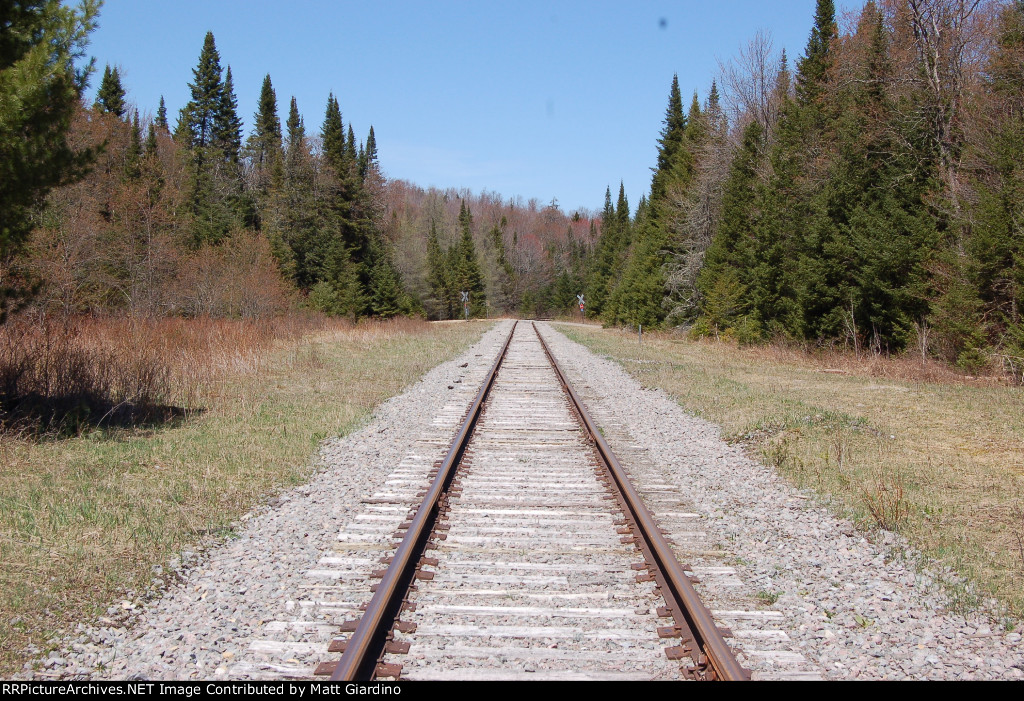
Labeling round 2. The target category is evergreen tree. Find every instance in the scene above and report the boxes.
[969,0,1024,355]
[451,201,486,317]
[360,126,378,180]
[248,74,282,171]
[425,219,452,318]
[1,0,100,319]
[285,97,304,157]
[796,0,837,106]
[155,96,169,130]
[697,120,763,336]
[124,110,142,180]
[650,74,687,203]
[321,94,345,172]
[346,125,357,161]
[488,218,516,312]
[178,32,247,245]
[367,234,412,318]
[584,188,615,309]
[144,123,158,158]
[215,66,243,162]
[180,32,224,149]
[275,96,318,288]
[94,64,127,118]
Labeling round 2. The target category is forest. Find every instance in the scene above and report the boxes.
[1,27,593,326]
[594,0,1024,374]
[4,0,1024,375]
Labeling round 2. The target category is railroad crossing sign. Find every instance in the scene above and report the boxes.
[461,291,470,320]
[577,294,585,315]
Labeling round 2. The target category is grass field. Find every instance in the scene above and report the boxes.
[0,317,489,675]
[556,323,1024,624]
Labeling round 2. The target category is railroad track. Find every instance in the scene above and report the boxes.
[310,321,746,681]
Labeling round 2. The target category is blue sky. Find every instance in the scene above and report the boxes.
[84,1,857,215]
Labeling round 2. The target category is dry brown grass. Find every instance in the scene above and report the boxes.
[0,313,335,435]
[557,324,1024,623]
[0,315,489,674]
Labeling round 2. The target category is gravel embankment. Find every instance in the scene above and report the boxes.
[538,322,1023,681]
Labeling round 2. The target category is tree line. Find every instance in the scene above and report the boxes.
[586,0,1024,370]
[3,8,597,323]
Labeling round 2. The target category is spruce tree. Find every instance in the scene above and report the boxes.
[155,96,169,130]
[426,220,451,318]
[796,0,837,106]
[585,186,618,317]
[94,65,127,118]
[651,74,687,203]
[346,125,357,160]
[970,0,1024,355]
[321,94,345,172]
[179,32,247,245]
[145,123,158,157]
[285,97,304,158]
[215,66,243,162]
[451,201,486,317]
[697,120,763,335]
[125,111,142,180]
[181,32,224,149]
[248,75,282,171]
[360,126,378,180]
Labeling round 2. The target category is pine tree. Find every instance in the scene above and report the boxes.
[94,64,127,118]
[178,32,247,246]
[0,0,99,287]
[346,125,357,161]
[697,120,763,335]
[144,123,158,157]
[360,126,378,180]
[285,97,304,158]
[368,234,412,318]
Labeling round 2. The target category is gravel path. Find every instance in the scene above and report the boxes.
[538,322,1023,680]
[20,320,1023,680]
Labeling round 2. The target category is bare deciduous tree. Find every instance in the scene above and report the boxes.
[718,30,788,142]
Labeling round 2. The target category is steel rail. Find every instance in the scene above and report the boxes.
[328,320,518,681]
[532,322,748,682]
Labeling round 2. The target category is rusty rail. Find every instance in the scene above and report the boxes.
[532,322,748,681]
[324,321,518,681]
[320,319,745,681]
